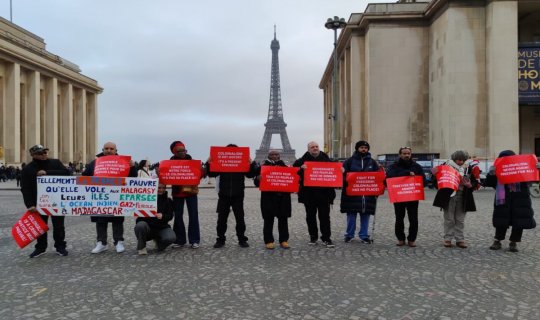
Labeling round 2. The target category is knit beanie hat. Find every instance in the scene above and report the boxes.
[355,140,370,151]
[498,150,516,158]
[170,141,185,153]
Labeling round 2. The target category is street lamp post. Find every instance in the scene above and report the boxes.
[325,16,346,159]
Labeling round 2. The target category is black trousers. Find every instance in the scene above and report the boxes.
[96,220,124,245]
[495,226,523,242]
[304,203,331,242]
[394,201,419,242]
[35,215,66,250]
[216,195,248,242]
[263,217,289,244]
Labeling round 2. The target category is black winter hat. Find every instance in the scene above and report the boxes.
[498,150,516,158]
[355,140,370,151]
[169,141,185,153]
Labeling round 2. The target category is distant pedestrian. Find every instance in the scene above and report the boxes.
[485,150,536,252]
[20,145,71,258]
[15,167,22,187]
[293,141,336,247]
[432,150,480,248]
[137,160,151,178]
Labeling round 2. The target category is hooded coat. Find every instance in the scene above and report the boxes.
[340,151,380,214]
[293,151,336,205]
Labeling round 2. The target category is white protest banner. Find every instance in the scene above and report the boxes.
[37,176,158,217]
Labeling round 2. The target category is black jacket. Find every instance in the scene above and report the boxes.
[20,158,71,208]
[340,151,380,214]
[83,153,137,223]
[207,161,258,198]
[485,173,536,229]
[136,191,174,229]
[255,160,292,219]
[293,151,336,205]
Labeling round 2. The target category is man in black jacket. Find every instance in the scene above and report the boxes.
[20,145,71,258]
[293,141,336,247]
[385,147,425,247]
[83,142,137,254]
[207,144,258,248]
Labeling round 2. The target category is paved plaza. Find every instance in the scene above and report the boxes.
[1,181,539,320]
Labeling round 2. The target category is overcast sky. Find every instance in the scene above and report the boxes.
[1,0,388,163]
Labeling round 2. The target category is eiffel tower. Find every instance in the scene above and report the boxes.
[255,26,296,164]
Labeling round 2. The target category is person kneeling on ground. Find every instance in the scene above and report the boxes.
[134,184,176,255]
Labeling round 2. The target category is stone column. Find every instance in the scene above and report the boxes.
[60,83,73,162]
[5,62,20,163]
[74,88,87,164]
[44,77,58,158]
[26,71,40,163]
[86,91,97,161]
[486,0,519,158]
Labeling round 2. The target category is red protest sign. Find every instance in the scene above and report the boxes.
[494,154,539,184]
[345,171,385,196]
[209,146,250,172]
[12,211,49,249]
[303,162,343,187]
[436,165,461,190]
[94,155,131,177]
[259,166,299,192]
[386,176,425,203]
[159,160,202,185]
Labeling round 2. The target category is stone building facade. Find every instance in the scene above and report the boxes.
[320,0,540,160]
[0,17,102,165]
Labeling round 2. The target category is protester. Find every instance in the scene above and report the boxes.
[207,144,258,248]
[340,140,380,244]
[169,141,202,249]
[293,141,336,247]
[432,150,480,248]
[485,150,536,252]
[83,142,137,254]
[137,160,151,178]
[134,183,176,255]
[254,150,291,249]
[385,147,425,247]
[20,145,71,258]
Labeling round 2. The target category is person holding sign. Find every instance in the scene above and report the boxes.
[341,140,380,244]
[432,150,480,248]
[168,141,202,249]
[293,141,336,247]
[207,144,258,248]
[20,145,71,258]
[83,142,137,254]
[484,150,536,252]
[385,147,425,247]
[134,183,176,255]
[254,150,292,250]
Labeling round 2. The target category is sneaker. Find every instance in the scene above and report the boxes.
[396,240,406,246]
[56,248,69,256]
[308,239,318,245]
[138,248,148,255]
[191,243,200,249]
[344,237,352,243]
[29,248,46,258]
[213,240,225,248]
[280,242,290,249]
[239,241,250,248]
[456,241,468,249]
[91,241,107,254]
[115,241,125,253]
[323,240,335,248]
[171,243,185,248]
[360,238,373,244]
[509,242,519,252]
[408,241,417,248]
[265,242,275,250]
[489,240,502,250]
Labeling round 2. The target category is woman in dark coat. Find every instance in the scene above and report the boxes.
[485,150,536,252]
[254,150,292,249]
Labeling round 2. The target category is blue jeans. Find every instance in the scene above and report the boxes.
[173,196,200,244]
[345,212,370,239]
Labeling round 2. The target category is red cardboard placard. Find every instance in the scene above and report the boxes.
[494,154,539,184]
[159,160,202,185]
[209,146,250,172]
[94,155,131,177]
[345,171,385,196]
[436,165,461,191]
[303,162,343,187]
[386,176,425,203]
[259,166,299,193]
[12,211,49,249]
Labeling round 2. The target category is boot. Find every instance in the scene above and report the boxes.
[509,241,518,252]
[489,240,502,250]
